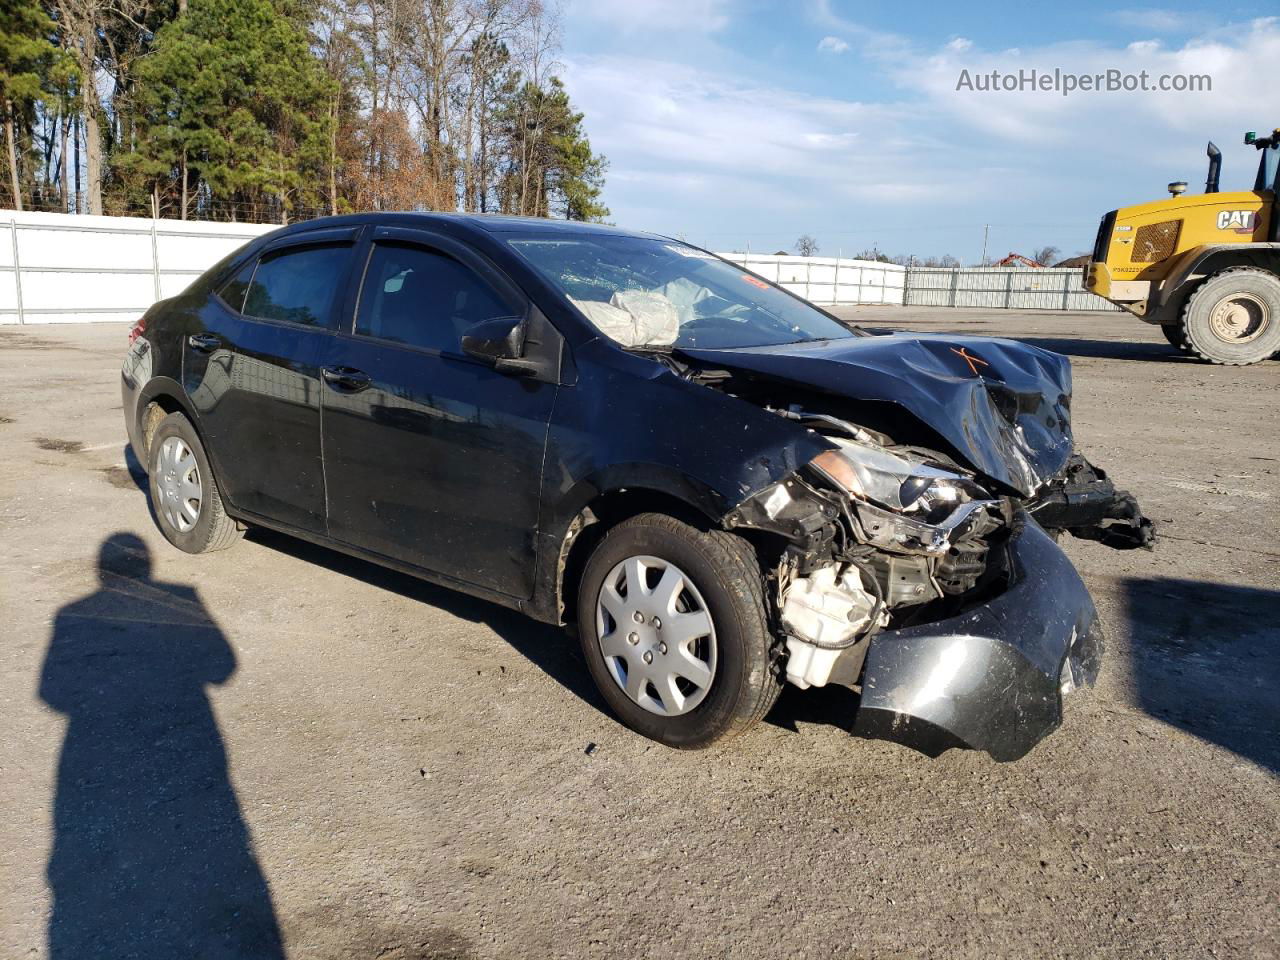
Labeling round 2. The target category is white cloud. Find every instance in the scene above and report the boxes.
[559,16,1280,257]
[817,36,850,54]
[1109,8,1205,33]
[900,19,1280,145]
[571,0,731,33]
[558,52,969,244]
[561,55,935,183]
[807,0,911,57]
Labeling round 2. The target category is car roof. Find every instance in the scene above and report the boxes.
[274,211,668,243]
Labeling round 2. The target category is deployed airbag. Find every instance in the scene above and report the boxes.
[571,290,680,347]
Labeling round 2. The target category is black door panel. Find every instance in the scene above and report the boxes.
[188,316,331,532]
[320,237,555,598]
[182,301,243,455]
[184,239,358,534]
[321,341,554,598]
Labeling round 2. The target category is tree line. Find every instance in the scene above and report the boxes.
[785,236,963,266]
[1,0,608,223]
[788,236,1077,267]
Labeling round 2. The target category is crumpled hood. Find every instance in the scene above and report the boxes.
[678,333,1075,497]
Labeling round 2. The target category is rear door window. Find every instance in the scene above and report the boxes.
[355,242,517,354]
[217,260,256,313]
[243,245,352,329]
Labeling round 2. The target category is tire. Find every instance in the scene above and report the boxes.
[148,412,242,554]
[1159,321,1189,352]
[1181,268,1280,365]
[576,513,782,748]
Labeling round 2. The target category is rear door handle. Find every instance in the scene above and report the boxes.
[187,333,221,352]
[321,366,372,392]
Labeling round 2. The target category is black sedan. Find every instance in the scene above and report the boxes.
[122,213,1153,760]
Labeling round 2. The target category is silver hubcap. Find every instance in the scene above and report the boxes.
[156,436,202,533]
[1209,292,1269,343]
[595,555,717,716]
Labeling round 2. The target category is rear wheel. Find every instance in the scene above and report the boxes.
[576,513,781,748]
[1182,268,1280,365]
[148,412,242,554]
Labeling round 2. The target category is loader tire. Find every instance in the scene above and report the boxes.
[1159,321,1189,352]
[1181,268,1280,365]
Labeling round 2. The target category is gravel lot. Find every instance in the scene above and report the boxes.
[1,308,1277,959]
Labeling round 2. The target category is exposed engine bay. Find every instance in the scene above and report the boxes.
[667,355,1155,693]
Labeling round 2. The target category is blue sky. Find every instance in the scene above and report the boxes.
[558,1,1279,262]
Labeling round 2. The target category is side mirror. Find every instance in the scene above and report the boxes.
[461,316,524,363]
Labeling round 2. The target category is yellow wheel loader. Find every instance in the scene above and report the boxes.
[1085,128,1280,364]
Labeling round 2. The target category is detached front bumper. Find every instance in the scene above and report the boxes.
[845,519,1102,762]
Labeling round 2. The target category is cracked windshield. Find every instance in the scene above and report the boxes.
[508,234,861,349]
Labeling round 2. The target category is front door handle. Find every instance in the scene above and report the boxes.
[321,366,372,392]
[187,333,221,352]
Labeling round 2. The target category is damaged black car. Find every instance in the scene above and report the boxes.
[121,214,1154,762]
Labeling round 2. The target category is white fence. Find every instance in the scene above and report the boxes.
[716,253,907,306]
[0,209,1115,323]
[1,210,272,324]
[904,266,1119,311]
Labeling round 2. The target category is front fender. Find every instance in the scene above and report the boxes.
[1153,242,1280,311]
[523,341,836,623]
[526,464,735,625]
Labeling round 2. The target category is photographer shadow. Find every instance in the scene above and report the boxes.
[39,533,284,959]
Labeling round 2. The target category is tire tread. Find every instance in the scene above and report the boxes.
[1181,266,1280,365]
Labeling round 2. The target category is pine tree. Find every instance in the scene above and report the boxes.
[1,0,73,209]
[40,0,608,222]
[498,76,608,222]
[123,0,335,221]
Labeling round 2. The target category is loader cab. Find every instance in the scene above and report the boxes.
[1246,130,1279,244]
[1252,135,1280,193]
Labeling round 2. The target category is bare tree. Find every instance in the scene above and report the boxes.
[509,0,561,216]
[51,0,103,214]
[1032,245,1060,267]
[461,1,534,211]
[50,0,146,216]
[36,0,595,222]
[796,234,819,257]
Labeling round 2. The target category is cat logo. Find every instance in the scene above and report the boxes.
[1216,210,1257,234]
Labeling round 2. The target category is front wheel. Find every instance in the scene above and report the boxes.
[576,513,782,748]
[1182,268,1280,365]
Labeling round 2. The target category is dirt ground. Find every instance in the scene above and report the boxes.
[1,308,1277,960]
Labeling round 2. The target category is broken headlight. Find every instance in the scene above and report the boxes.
[810,438,990,521]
